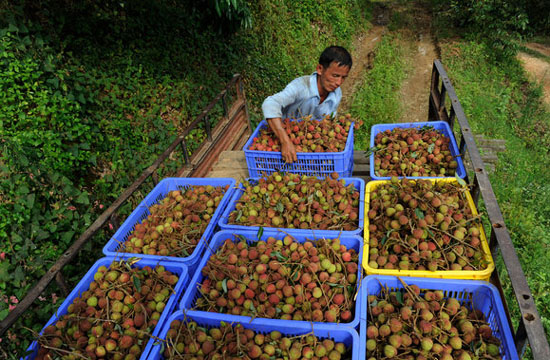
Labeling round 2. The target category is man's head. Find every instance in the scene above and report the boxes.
[316,46,352,96]
[319,46,352,69]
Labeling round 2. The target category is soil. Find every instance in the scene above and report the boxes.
[518,43,550,105]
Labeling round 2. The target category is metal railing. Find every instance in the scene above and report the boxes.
[0,73,250,337]
[429,59,550,359]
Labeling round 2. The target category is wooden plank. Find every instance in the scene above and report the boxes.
[217,150,245,162]
[234,130,251,150]
[212,159,247,170]
[186,98,246,167]
[192,114,247,177]
[354,151,369,164]
[208,170,249,182]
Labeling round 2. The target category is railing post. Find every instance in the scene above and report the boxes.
[237,76,252,132]
[222,93,228,118]
[55,272,70,297]
[151,169,159,186]
[204,115,212,142]
[181,138,191,165]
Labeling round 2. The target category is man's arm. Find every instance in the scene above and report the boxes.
[266,117,297,163]
[262,78,306,163]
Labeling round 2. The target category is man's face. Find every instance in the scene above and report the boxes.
[316,61,350,94]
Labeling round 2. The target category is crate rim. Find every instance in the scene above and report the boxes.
[218,176,365,237]
[180,229,364,329]
[102,177,236,263]
[362,177,495,280]
[369,120,467,180]
[148,310,360,360]
[358,275,519,360]
[243,119,354,156]
[24,256,188,360]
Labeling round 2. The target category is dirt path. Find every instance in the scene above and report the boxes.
[341,1,438,122]
[339,25,386,113]
[395,1,438,123]
[518,43,550,105]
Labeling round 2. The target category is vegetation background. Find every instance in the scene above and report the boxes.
[1,0,549,357]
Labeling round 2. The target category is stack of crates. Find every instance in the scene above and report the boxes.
[360,121,518,360]
[27,120,519,360]
[26,177,236,359]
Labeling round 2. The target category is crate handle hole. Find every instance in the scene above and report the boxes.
[522,294,530,300]
[524,313,535,321]
[492,223,503,229]
[475,168,483,173]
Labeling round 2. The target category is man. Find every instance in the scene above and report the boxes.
[262,46,352,163]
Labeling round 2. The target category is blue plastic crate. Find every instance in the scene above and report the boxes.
[148,311,360,359]
[358,276,519,360]
[244,120,354,178]
[218,177,365,237]
[180,229,363,329]
[103,178,236,271]
[24,257,188,360]
[370,121,467,180]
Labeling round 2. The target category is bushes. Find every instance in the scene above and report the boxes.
[0,0,369,355]
[445,0,528,59]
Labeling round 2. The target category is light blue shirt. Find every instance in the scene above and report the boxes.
[262,72,342,120]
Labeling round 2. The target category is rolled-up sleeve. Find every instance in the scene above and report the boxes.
[262,78,302,119]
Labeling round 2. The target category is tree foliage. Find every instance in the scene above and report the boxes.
[0,0,368,355]
[447,0,528,59]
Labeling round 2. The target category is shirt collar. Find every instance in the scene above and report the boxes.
[309,72,338,103]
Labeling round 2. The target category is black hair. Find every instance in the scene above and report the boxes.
[319,46,352,69]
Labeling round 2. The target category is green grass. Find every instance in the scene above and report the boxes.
[350,34,410,149]
[439,40,550,351]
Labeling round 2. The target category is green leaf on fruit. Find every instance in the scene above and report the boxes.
[415,208,425,219]
[395,291,403,305]
[427,143,435,154]
[257,227,264,240]
[271,251,287,262]
[427,229,435,238]
[410,152,418,158]
[287,181,296,186]
[276,202,284,213]
[364,146,378,157]
[381,235,387,245]
[292,270,300,282]
[236,210,242,222]
[127,257,141,266]
[237,234,247,243]
[455,174,467,187]
[327,282,344,288]
[275,307,282,314]
[132,275,141,292]
[197,326,208,333]
[222,278,228,294]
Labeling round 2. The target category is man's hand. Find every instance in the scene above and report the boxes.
[281,138,297,163]
[267,117,298,163]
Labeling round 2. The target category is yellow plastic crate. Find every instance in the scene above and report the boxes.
[362,178,495,280]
